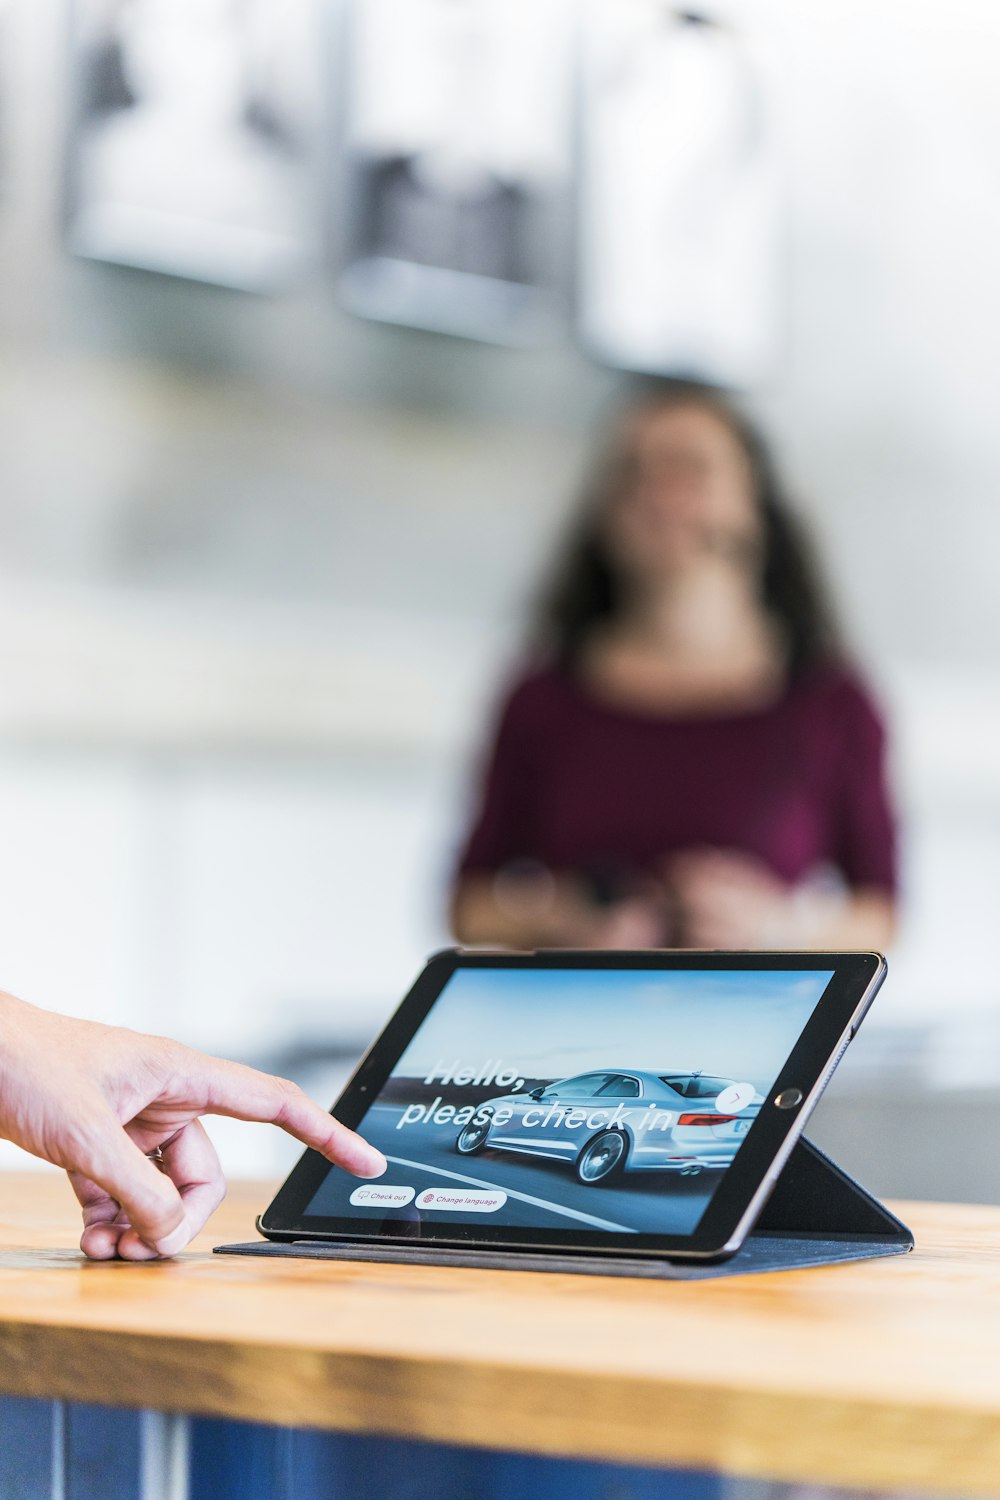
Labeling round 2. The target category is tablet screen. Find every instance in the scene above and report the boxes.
[303,964,835,1238]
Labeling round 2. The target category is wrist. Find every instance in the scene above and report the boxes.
[0,991,35,1140]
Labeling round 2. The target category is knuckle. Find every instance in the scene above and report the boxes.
[275,1076,305,1106]
[155,1037,196,1091]
[271,1076,311,1126]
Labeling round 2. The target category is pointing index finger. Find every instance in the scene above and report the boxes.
[190,1056,387,1178]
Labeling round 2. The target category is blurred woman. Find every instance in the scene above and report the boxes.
[450,385,898,951]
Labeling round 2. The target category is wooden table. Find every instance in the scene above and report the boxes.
[1,1174,998,1500]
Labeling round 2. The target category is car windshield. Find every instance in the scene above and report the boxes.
[660,1075,733,1099]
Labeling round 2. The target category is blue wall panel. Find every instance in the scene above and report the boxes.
[0,1396,55,1500]
[1,1401,723,1500]
[487,1447,720,1500]
[64,1403,142,1500]
[189,1419,291,1500]
[290,1430,486,1500]
[190,1420,722,1500]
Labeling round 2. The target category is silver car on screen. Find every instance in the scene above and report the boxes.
[453,1069,761,1184]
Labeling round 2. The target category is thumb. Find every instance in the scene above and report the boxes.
[72,1116,186,1254]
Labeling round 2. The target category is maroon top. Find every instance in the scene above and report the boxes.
[456,662,898,894]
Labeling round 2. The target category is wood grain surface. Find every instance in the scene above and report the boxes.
[1,1174,998,1496]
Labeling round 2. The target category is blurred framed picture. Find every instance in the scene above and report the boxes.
[337,0,574,344]
[578,0,783,387]
[64,0,324,290]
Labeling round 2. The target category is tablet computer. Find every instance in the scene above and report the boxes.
[258,948,885,1264]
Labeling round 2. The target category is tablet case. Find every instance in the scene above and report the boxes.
[214,1138,913,1280]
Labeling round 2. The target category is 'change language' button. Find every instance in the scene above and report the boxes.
[349,1185,416,1208]
[415,1187,507,1213]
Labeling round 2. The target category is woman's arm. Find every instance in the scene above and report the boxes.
[451,871,669,950]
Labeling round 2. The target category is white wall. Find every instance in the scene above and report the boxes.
[0,0,998,675]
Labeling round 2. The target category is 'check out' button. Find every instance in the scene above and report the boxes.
[349,1185,415,1208]
[416,1187,507,1213]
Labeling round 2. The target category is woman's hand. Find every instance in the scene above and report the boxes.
[667,848,800,948]
[0,992,387,1261]
[582,897,668,950]
[451,870,670,950]
[666,849,896,950]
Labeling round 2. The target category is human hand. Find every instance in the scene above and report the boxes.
[667,848,795,949]
[0,992,387,1261]
[581,896,668,950]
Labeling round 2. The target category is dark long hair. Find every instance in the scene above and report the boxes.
[536,384,841,680]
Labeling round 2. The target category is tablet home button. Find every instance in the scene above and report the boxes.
[774,1088,804,1109]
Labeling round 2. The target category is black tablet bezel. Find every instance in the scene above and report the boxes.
[258,948,886,1261]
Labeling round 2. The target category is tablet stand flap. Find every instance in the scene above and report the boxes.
[753,1136,913,1244]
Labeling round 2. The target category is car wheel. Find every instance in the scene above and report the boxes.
[575,1130,627,1185]
[455,1119,491,1155]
